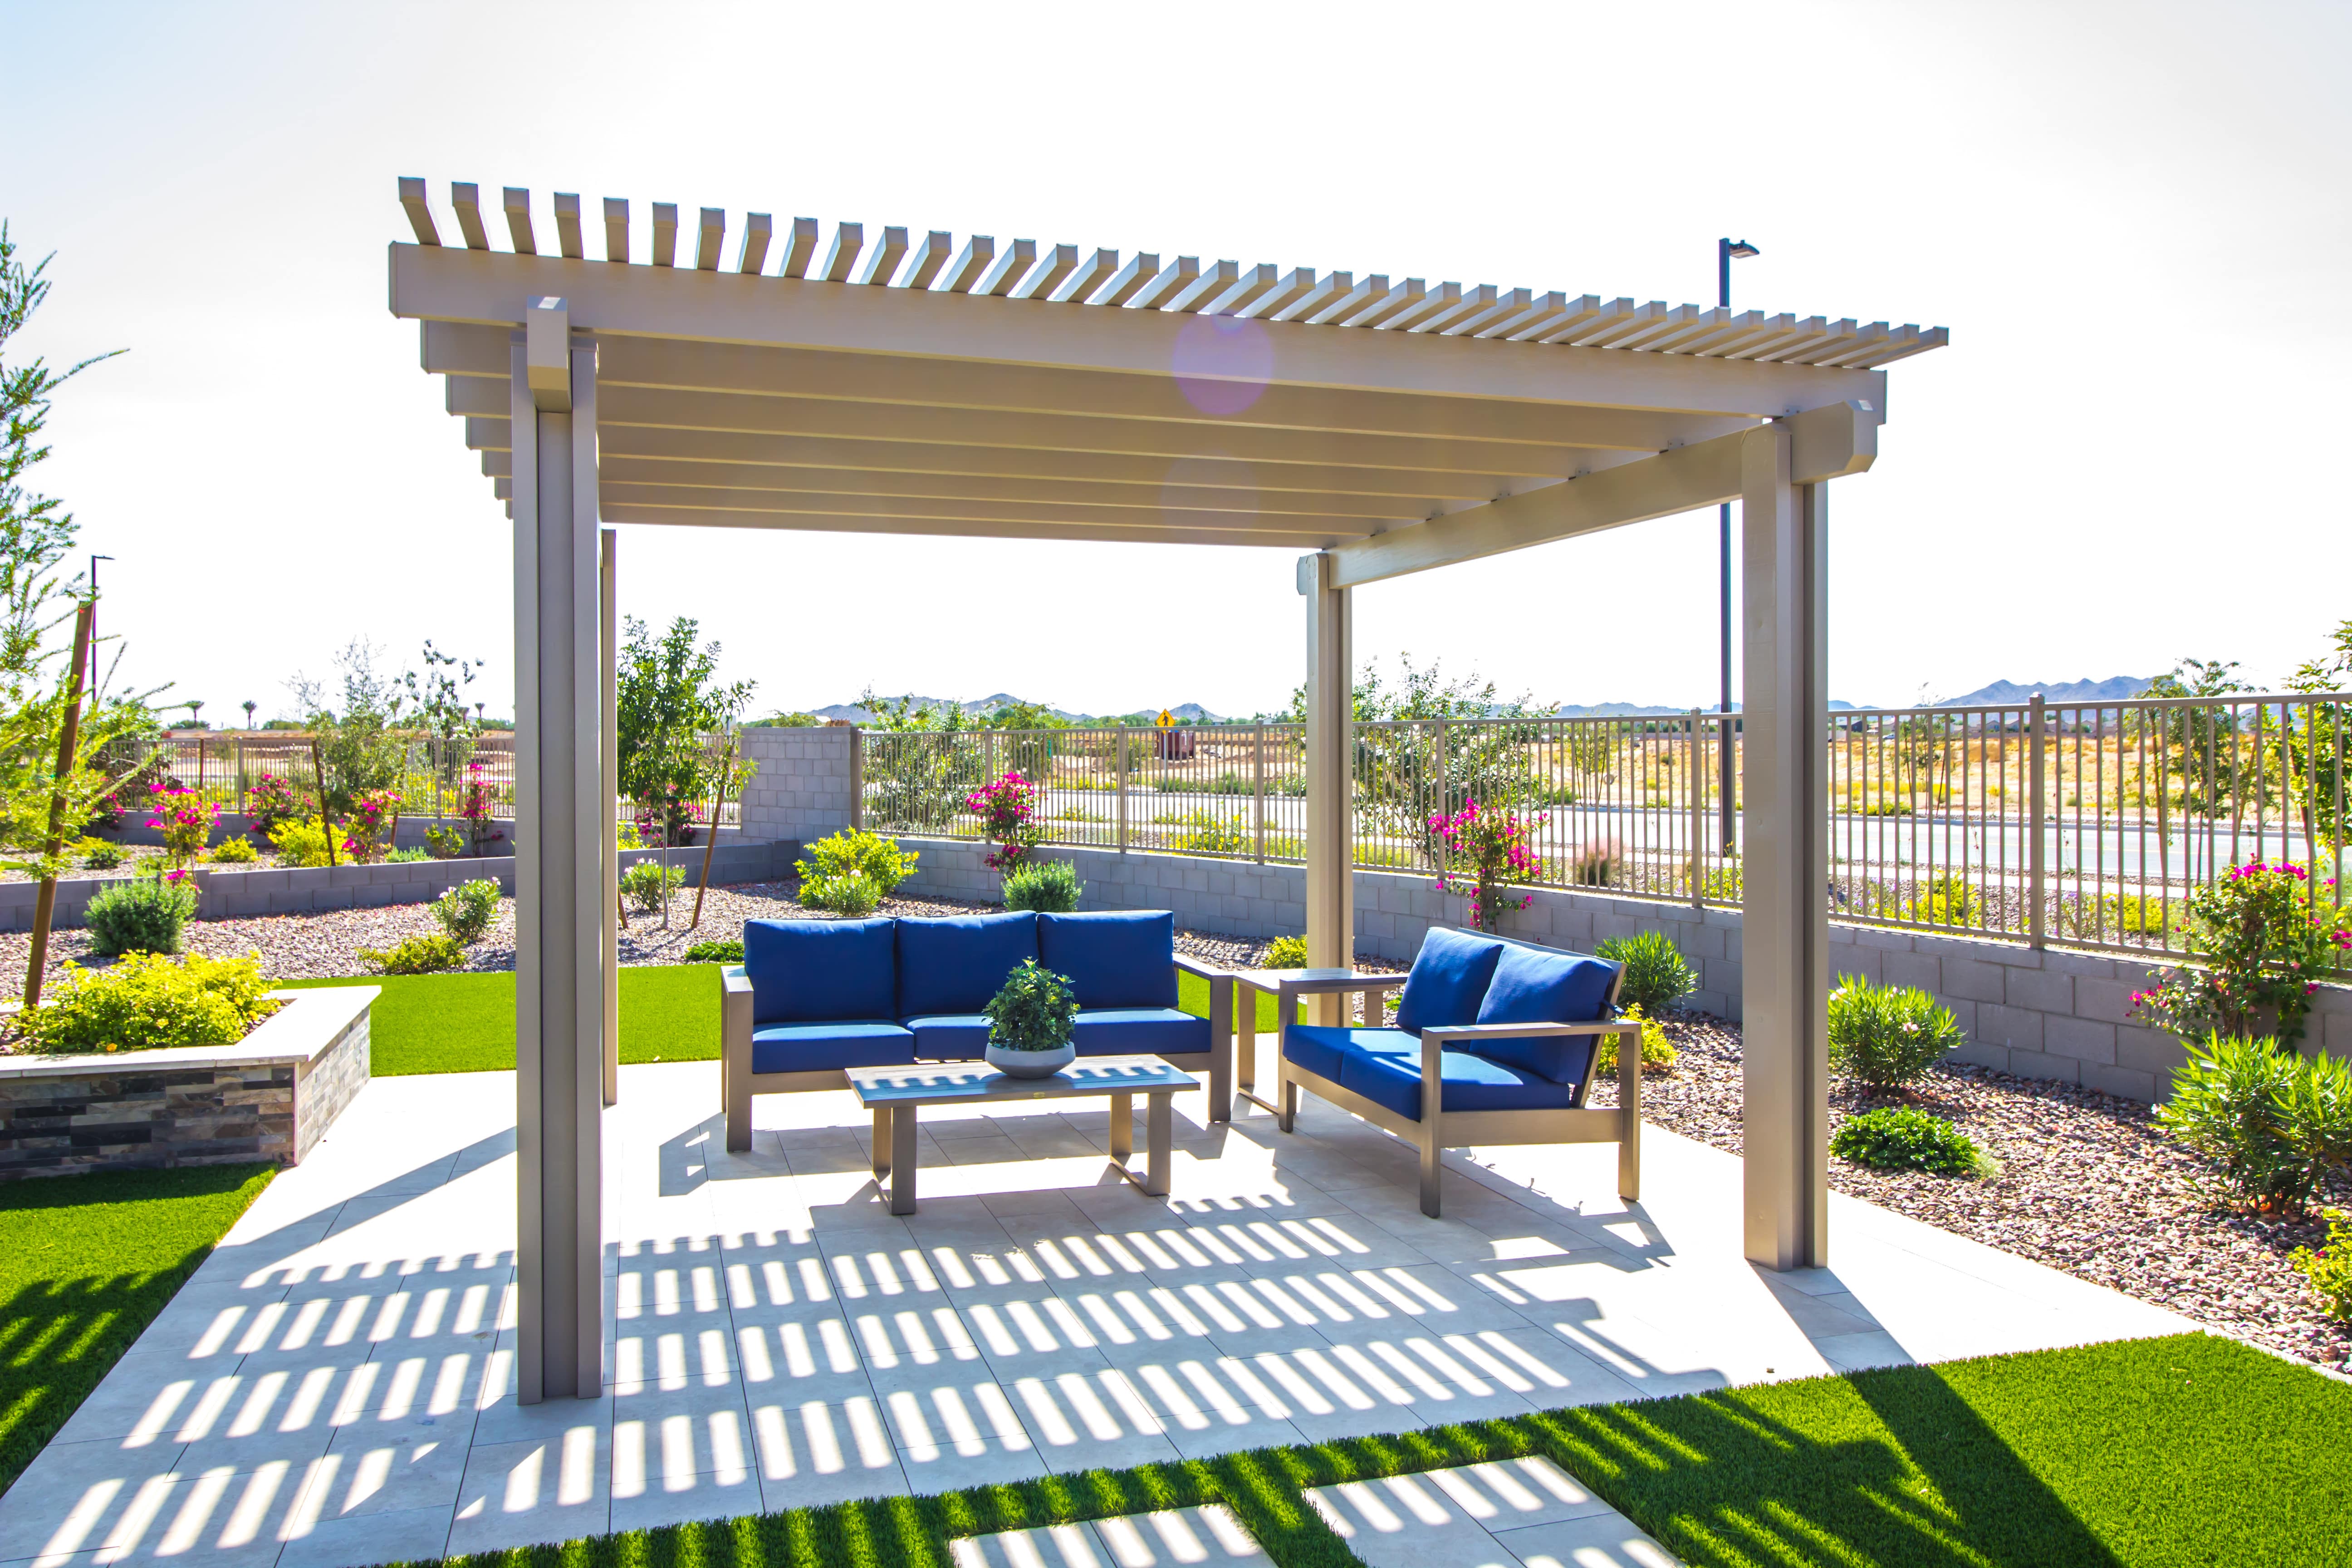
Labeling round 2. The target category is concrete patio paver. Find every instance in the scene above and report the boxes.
[0,1059,2196,1568]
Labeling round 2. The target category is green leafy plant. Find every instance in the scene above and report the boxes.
[617,616,755,846]
[78,839,123,871]
[16,950,279,1055]
[384,847,431,863]
[1699,860,1742,902]
[622,861,685,914]
[1595,930,1695,1013]
[683,937,743,963]
[84,870,197,956]
[1264,934,1308,969]
[243,771,305,842]
[422,823,470,860]
[1175,808,1248,856]
[357,931,465,975]
[1431,799,1545,931]
[2132,861,2350,1045]
[800,872,881,916]
[1906,875,1981,928]
[795,829,918,898]
[1827,976,1964,1093]
[2288,1209,2352,1323]
[269,815,336,869]
[1003,858,1082,914]
[2156,1034,2352,1215]
[143,783,216,867]
[206,835,257,865]
[1832,1105,1995,1178]
[966,769,1043,871]
[1594,1003,1678,1075]
[982,957,1079,1052]
[431,878,502,945]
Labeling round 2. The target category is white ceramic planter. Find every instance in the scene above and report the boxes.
[985,1041,1076,1078]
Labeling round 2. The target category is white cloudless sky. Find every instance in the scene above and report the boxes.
[5,0,2347,723]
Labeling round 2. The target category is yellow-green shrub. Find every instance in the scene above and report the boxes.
[1595,1003,1678,1075]
[18,951,280,1056]
[208,835,258,864]
[357,932,465,974]
[270,816,336,868]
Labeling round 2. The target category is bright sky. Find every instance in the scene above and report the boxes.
[7,0,2347,723]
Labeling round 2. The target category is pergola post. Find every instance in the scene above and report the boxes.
[512,298,606,1402]
[1299,551,1352,1024]
[601,528,619,1108]
[1739,422,1830,1270]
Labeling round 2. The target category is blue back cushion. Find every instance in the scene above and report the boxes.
[743,918,897,1024]
[1038,911,1176,1009]
[896,912,1039,1018]
[1393,928,1504,1035]
[1470,944,1620,1082]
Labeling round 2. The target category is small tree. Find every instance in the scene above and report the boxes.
[288,638,411,815]
[402,639,483,794]
[617,617,755,845]
[1429,798,1545,933]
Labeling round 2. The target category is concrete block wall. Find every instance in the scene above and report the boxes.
[737,726,856,844]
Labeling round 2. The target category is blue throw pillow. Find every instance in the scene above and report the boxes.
[1470,943,1620,1082]
[1393,927,1504,1035]
[1038,911,1177,1009]
[896,912,1039,1018]
[743,918,897,1024]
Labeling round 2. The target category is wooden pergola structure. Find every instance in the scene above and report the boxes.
[387,177,1946,1404]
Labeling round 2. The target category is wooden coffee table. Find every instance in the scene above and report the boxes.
[843,1055,1200,1215]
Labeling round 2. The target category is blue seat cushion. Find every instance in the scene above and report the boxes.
[896,912,1039,1017]
[902,1014,992,1059]
[750,1020,914,1075]
[1338,1044,1583,1120]
[1472,944,1620,1082]
[1393,928,1505,1035]
[1071,1008,1210,1056]
[1282,1024,1416,1084]
[745,918,897,1024]
[1038,911,1178,1010]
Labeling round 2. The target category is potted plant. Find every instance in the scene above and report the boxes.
[981,957,1079,1078]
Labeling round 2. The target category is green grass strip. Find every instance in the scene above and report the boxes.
[0,1164,272,1500]
[283,967,723,1075]
[382,1333,2348,1568]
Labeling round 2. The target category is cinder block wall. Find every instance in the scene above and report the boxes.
[736,726,856,844]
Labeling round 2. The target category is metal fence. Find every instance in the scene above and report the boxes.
[855,690,2350,962]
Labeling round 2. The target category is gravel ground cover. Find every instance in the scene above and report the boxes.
[1584,1009,2352,1376]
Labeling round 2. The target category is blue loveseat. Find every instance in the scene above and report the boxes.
[721,910,1233,1150]
[1274,926,1642,1216]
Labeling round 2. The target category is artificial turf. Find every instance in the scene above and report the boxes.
[384,1332,2342,1568]
[0,1163,272,1499]
[282,965,722,1075]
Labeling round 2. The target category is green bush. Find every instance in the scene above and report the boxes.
[85,873,198,957]
[1174,809,1247,855]
[2289,1209,2352,1322]
[795,829,918,901]
[1571,838,1622,886]
[1595,930,1695,1013]
[1263,934,1308,970]
[800,872,881,916]
[79,839,125,871]
[2155,1034,2352,1215]
[1828,976,1964,1093]
[1906,875,1981,928]
[1832,1105,1994,1178]
[622,861,685,914]
[269,816,336,869]
[983,958,1078,1052]
[357,932,466,975]
[1594,1003,1678,1075]
[683,937,743,963]
[17,951,280,1056]
[2136,861,2350,1045]
[432,878,502,945]
[1004,858,1082,913]
[385,847,432,864]
[207,835,257,865]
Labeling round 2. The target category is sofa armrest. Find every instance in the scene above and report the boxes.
[723,965,755,1152]
[1171,954,1233,1122]
[1171,953,1226,981]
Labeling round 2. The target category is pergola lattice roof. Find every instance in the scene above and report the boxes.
[392,180,1945,572]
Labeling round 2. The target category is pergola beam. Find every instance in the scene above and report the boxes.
[596,503,1348,549]
[595,460,1448,517]
[596,482,1392,533]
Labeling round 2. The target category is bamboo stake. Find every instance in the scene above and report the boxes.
[26,604,96,1009]
[309,737,338,867]
[690,736,738,929]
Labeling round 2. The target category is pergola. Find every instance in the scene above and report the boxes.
[387,178,1945,1404]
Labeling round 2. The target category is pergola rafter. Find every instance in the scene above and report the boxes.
[387,176,1947,1408]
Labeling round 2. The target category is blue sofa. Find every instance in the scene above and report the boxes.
[721,910,1233,1150]
[1274,926,1642,1216]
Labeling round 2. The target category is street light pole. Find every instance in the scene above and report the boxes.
[1716,238,1759,858]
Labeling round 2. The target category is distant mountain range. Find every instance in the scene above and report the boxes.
[1932,676,2153,707]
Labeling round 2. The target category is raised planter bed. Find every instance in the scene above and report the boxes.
[0,985,376,1178]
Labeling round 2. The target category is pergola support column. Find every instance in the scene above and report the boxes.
[1299,552,1352,1025]
[601,528,619,1108]
[1739,422,1830,1270]
[512,299,606,1402]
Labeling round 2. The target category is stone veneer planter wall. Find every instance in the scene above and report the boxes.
[0,985,377,1179]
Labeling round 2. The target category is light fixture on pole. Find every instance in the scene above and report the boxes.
[1715,238,1759,857]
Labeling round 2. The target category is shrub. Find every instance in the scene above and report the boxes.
[2133,861,2351,1045]
[1906,875,1980,928]
[358,932,466,975]
[1003,858,1082,914]
[1595,930,1695,1013]
[432,878,503,945]
[1832,1105,1994,1178]
[341,788,402,863]
[966,769,1043,871]
[1175,809,1248,856]
[1827,976,1964,1093]
[270,816,336,868]
[423,825,470,860]
[85,872,199,956]
[2156,1034,2352,1215]
[16,951,280,1056]
[1431,800,1545,931]
[1570,837,1622,887]
[801,872,881,916]
[385,847,432,863]
[79,839,125,871]
[683,937,743,963]
[983,958,1079,1053]
[1264,934,1308,970]
[244,771,306,842]
[1700,861,1742,902]
[2289,1210,2352,1323]
[795,829,918,902]
[145,784,217,866]
[207,835,258,864]
[622,861,685,914]
[1594,1003,1678,1075]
